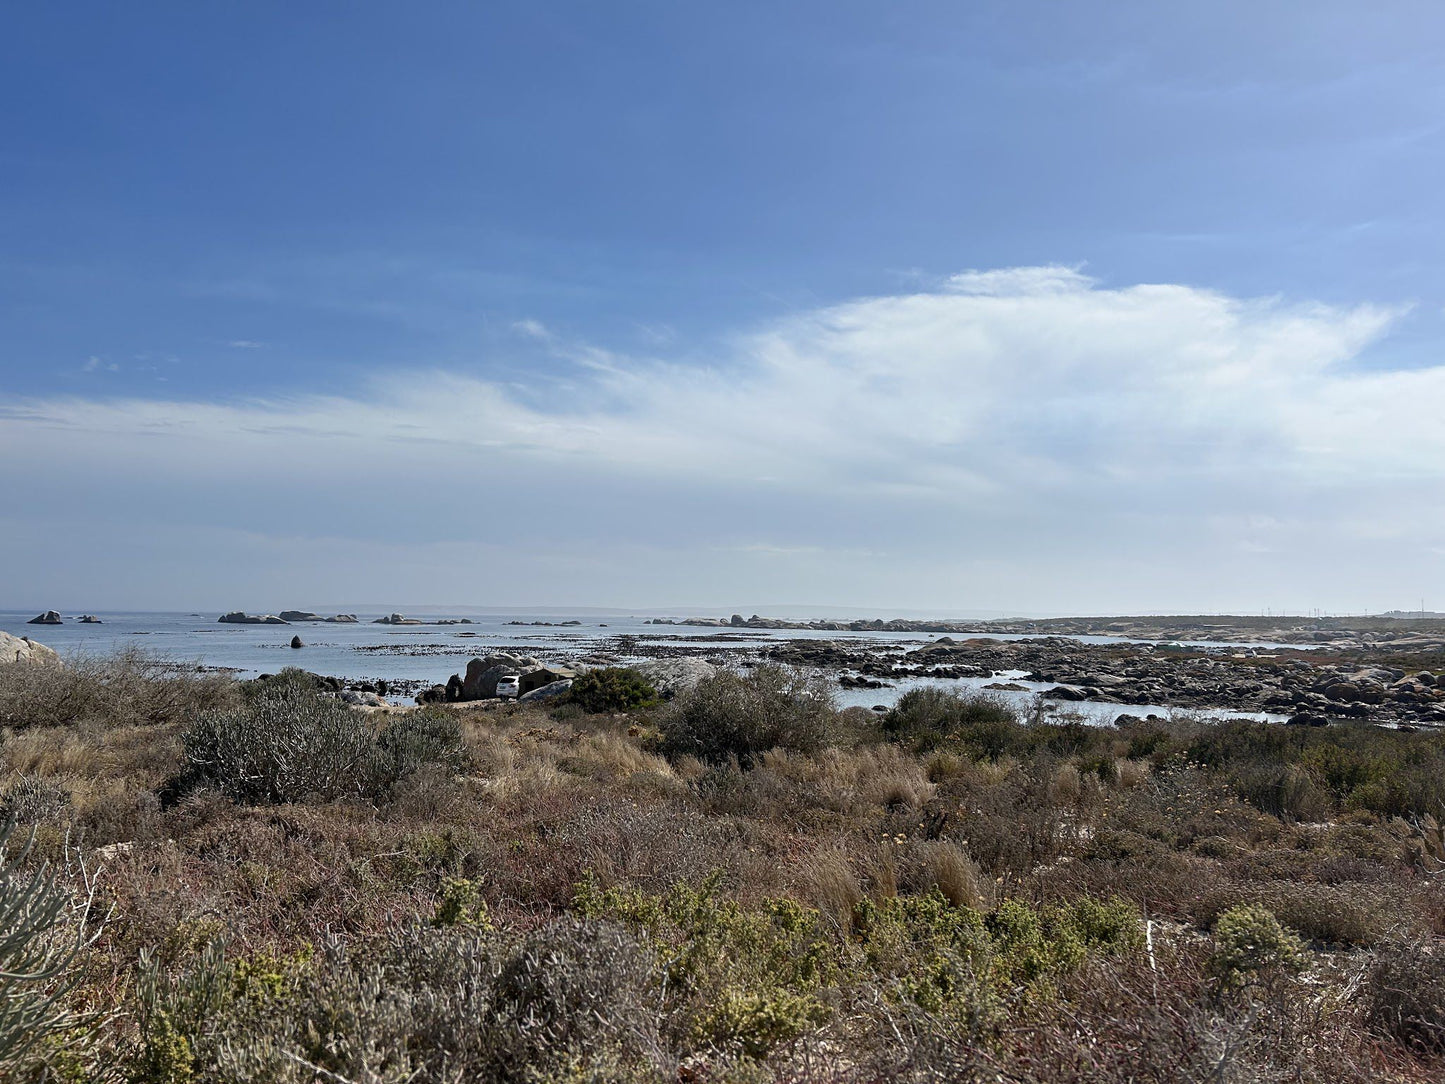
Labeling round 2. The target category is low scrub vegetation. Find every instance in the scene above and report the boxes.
[1,656,1444,1080]
[568,666,659,713]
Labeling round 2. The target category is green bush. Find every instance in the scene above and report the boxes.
[1210,904,1304,987]
[567,668,658,714]
[882,689,1020,756]
[660,665,835,767]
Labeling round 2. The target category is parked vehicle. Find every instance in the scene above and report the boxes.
[496,673,521,700]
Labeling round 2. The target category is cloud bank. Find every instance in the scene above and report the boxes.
[3,268,1439,613]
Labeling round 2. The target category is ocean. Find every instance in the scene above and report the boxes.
[2,609,1290,722]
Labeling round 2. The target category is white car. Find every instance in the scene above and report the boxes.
[495,674,521,700]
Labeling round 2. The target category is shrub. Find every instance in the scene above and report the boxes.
[0,776,71,825]
[374,709,470,784]
[1368,938,1445,1053]
[0,647,235,731]
[0,827,100,1076]
[567,668,658,714]
[659,665,835,767]
[882,689,1020,756]
[137,921,667,1084]
[181,685,376,805]
[1209,904,1304,987]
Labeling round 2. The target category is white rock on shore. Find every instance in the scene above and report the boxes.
[1,631,60,666]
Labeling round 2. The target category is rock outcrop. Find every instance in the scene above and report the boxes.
[280,611,324,622]
[519,679,573,702]
[218,612,288,625]
[77,615,102,623]
[1,632,60,665]
[373,613,423,625]
[635,657,718,698]
[27,611,62,625]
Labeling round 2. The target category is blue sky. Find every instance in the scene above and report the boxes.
[3,2,1444,613]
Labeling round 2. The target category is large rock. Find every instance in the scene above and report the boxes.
[635,657,718,698]
[373,613,423,625]
[520,665,576,695]
[280,610,324,622]
[326,614,359,623]
[218,612,289,625]
[77,615,102,623]
[27,611,62,625]
[1,632,60,665]
[519,679,573,702]
[462,654,526,699]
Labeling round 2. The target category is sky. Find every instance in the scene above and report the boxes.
[2,1,1443,615]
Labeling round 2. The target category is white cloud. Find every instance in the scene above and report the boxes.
[6,269,1441,611]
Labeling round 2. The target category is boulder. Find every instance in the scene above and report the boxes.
[1,632,60,666]
[337,690,388,708]
[77,615,102,623]
[289,635,304,649]
[218,612,289,625]
[373,613,423,625]
[462,654,526,699]
[417,685,448,705]
[1043,685,1090,701]
[27,611,62,625]
[326,614,359,623]
[280,611,324,622]
[634,657,718,698]
[519,679,574,702]
[520,665,576,695]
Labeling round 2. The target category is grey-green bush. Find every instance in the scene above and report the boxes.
[883,688,1020,755]
[183,686,377,804]
[660,665,835,767]
[0,828,98,1075]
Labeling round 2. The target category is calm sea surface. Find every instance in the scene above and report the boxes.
[1,610,1289,722]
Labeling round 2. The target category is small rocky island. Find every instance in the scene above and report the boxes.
[27,610,63,624]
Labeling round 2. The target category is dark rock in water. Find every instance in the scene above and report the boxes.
[290,635,304,649]
[326,614,359,623]
[27,611,62,625]
[218,612,288,625]
[77,615,102,623]
[445,673,464,702]
[280,611,324,622]
[417,685,448,705]
[1044,684,1090,701]
[1287,713,1329,727]
[730,613,746,627]
[373,612,423,625]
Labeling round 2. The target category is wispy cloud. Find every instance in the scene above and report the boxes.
[5,269,1438,610]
